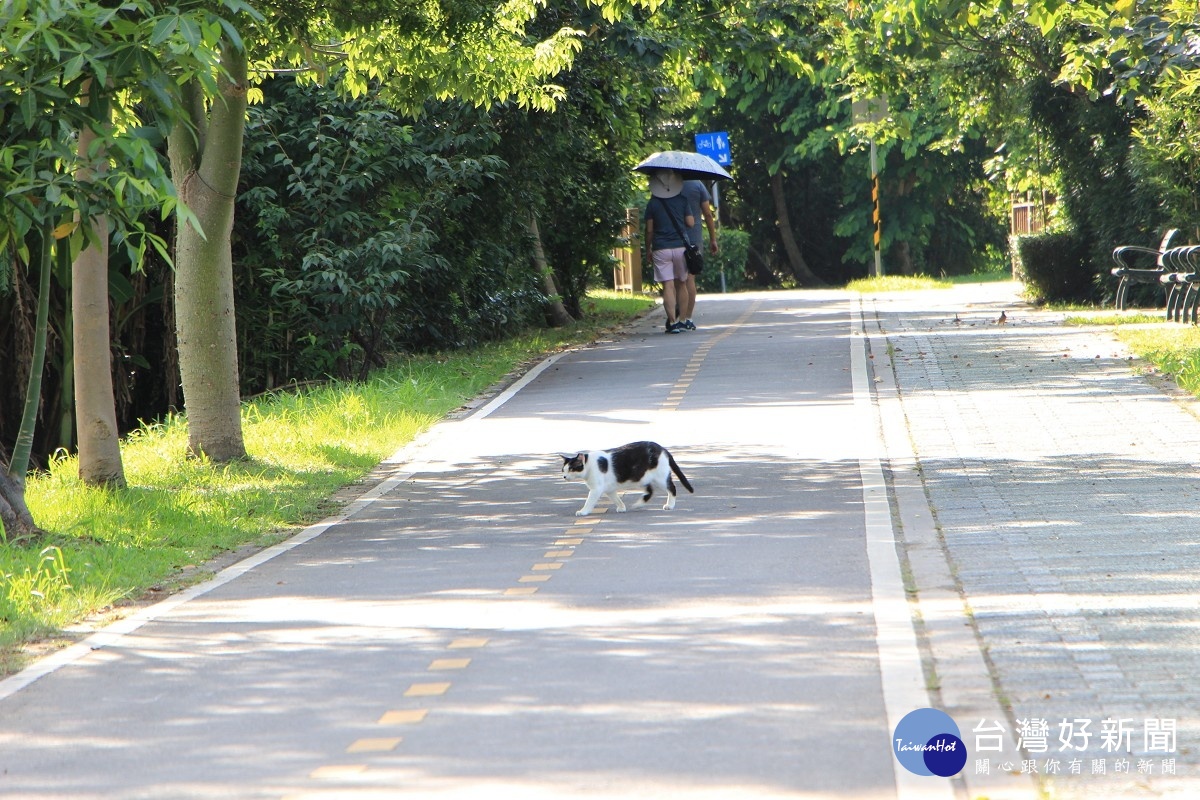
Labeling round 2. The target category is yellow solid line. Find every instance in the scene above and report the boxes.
[310,765,367,779]
[378,709,429,725]
[448,637,489,649]
[531,563,563,571]
[428,658,471,670]
[346,738,401,754]
[505,587,538,595]
[404,682,451,697]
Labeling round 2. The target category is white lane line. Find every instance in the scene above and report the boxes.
[849,304,955,800]
[0,352,570,702]
[468,353,565,421]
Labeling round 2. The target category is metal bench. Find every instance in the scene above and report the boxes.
[1159,245,1200,322]
[1111,228,1179,309]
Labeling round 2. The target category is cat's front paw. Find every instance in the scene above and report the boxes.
[575,509,590,517]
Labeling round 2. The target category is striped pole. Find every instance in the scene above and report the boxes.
[870,142,883,277]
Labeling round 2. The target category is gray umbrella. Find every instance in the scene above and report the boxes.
[634,150,732,181]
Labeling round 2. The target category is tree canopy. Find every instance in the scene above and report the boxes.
[3,0,1200,513]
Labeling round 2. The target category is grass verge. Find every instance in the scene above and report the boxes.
[847,275,952,293]
[1114,324,1200,396]
[846,269,1012,294]
[1065,309,1200,397]
[0,290,655,675]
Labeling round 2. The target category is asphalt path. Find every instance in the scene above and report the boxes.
[0,292,939,799]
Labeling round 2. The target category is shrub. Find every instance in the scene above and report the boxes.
[696,229,752,293]
[1012,230,1092,302]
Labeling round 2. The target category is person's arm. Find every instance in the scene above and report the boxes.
[644,216,655,258]
[701,200,719,253]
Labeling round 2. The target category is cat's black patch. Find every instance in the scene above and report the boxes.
[609,441,661,484]
[597,455,609,474]
[563,453,587,474]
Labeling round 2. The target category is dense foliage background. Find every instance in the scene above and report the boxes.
[4,0,1200,471]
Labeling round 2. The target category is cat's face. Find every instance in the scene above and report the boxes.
[561,453,586,481]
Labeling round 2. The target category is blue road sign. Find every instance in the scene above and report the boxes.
[694,131,732,166]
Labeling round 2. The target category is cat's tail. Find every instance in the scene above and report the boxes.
[666,451,694,493]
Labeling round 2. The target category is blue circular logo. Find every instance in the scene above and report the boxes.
[893,708,967,777]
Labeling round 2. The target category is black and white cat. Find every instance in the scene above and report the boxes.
[560,441,694,516]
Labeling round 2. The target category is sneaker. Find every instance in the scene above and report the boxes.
[665,321,684,334]
[683,319,697,331]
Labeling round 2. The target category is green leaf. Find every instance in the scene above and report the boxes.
[150,16,178,47]
[179,17,201,49]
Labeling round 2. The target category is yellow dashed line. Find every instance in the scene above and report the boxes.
[543,550,574,558]
[346,738,401,753]
[518,574,551,583]
[448,637,489,649]
[428,658,471,670]
[378,709,428,725]
[556,537,584,545]
[531,562,563,571]
[662,301,761,412]
[504,587,539,595]
[404,682,451,697]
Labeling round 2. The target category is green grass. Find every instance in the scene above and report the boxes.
[846,265,1013,294]
[847,274,953,292]
[1064,312,1164,326]
[1065,310,1200,396]
[1115,324,1200,395]
[0,290,655,672]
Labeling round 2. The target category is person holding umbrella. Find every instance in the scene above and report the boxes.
[679,179,719,330]
[642,168,696,334]
[635,151,731,333]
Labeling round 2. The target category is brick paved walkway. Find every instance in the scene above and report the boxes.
[865,282,1200,799]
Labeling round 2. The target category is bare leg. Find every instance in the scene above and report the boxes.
[662,279,678,326]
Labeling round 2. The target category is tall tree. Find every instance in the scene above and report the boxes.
[1,0,222,528]
[73,96,126,487]
[169,42,252,461]
[167,0,632,461]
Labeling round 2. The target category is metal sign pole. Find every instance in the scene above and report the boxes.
[712,182,726,293]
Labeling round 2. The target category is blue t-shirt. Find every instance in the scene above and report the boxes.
[644,195,695,250]
[681,180,711,247]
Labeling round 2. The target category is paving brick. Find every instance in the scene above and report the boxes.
[870,283,1200,798]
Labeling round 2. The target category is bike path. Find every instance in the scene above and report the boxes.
[0,292,963,799]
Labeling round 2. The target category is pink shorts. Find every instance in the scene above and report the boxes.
[652,248,689,283]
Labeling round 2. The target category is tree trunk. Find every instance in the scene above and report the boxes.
[168,43,248,462]
[8,221,54,482]
[527,213,575,327]
[74,121,127,487]
[0,465,45,541]
[895,239,915,276]
[770,170,825,287]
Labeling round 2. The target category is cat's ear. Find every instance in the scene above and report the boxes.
[559,453,574,463]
